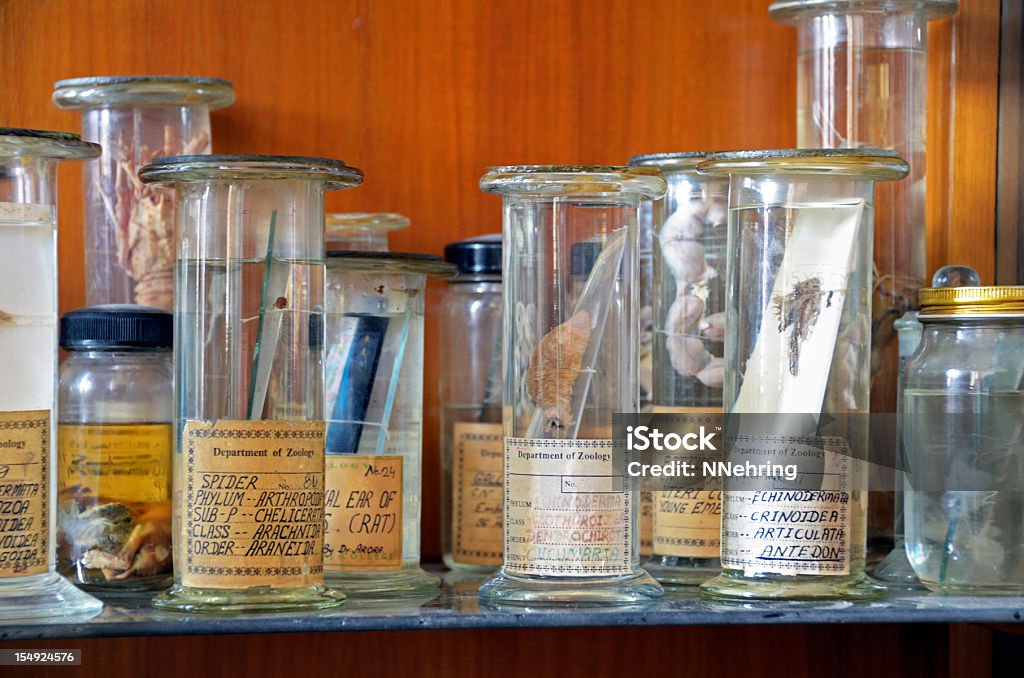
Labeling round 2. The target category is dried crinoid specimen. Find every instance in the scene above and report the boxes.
[526,310,592,431]
[772,276,835,377]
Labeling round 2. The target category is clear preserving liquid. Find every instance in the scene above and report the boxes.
[903,390,1024,593]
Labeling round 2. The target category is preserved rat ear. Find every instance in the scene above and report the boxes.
[526,310,591,431]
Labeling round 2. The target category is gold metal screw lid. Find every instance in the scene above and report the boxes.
[918,286,1024,318]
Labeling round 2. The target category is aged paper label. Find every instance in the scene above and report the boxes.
[721,435,852,576]
[650,407,722,559]
[324,454,402,570]
[58,423,172,504]
[451,422,503,567]
[0,202,52,222]
[505,437,631,577]
[0,410,49,578]
[182,420,325,589]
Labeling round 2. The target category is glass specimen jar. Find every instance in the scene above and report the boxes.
[53,75,236,311]
[873,264,979,586]
[902,286,1024,594]
[325,212,410,252]
[321,251,453,597]
[0,128,103,621]
[629,152,728,586]
[477,166,666,605]
[439,235,503,572]
[57,305,173,591]
[139,155,362,613]
[697,149,908,601]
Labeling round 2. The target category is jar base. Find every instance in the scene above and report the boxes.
[478,567,664,606]
[871,540,926,590]
[442,555,500,575]
[152,583,345,614]
[325,566,440,598]
[643,557,719,587]
[0,572,103,622]
[700,572,885,601]
[68,572,173,593]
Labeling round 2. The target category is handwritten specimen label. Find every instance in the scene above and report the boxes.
[505,437,631,577]
[324,455,402,570]
[182,420,325,589]
[0,410,49,578]
[58,423,172,503]
[451,422,503,567]
[721,436,852,576]
[639,491,653,556]
[650,407,722,559]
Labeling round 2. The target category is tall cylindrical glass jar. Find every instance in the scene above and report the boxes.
[325,212,410,252]
[902,286,1024,594]
[439,235,504,572]
[57,305,173,591]
[53,76,235,310]
[478,166,666,605]
[630,152,728,586]
[0,128,103,620]
[140,155,362,613]
[322,252,453,597]
[770,0,959,555]
[698,149,908,601]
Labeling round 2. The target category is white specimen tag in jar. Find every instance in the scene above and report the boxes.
[504,437,631,577]
[0,410,49,578]
[721,436,853,576]
[181,420,326,590]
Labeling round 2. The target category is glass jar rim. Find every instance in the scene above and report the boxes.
[139,154,363,190]
[53,75,236,110]
[0,127,100,159]
[697,148,909,180]
[481,165,666,199]
[325,250,457,277]
[326,212,411,235]
[628,151,711,170]
[918,285,1024,319]
[769,0,958,22]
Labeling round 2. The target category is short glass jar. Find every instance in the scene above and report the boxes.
[439,235,503,573]
[903,285,1024,594]
[57,305,174,591]
[325,212,410,252]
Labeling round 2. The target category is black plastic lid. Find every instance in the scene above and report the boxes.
[444,234,502,276]
[571,240,603,277]
[60,304,172,350]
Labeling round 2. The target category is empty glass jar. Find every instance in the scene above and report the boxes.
[477,166,666,605]
[903,285,1024,594]
[439,235,503,572]
[0,128,103,621]
[140,154,362,613]
[53,76,235,310]
[697,149,908,601]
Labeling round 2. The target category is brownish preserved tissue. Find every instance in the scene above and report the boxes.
[526,310,591,431]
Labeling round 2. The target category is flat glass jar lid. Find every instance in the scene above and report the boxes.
[326,212,411,235]
[697,148,909,180]
[480,165,666,199]
[138,154,363,190]
[628,152,710,171]
[769,0,959,21]
[0,127,100,159]
[325,251,457,277]
[53,75,235,109]
[918,286,1024,319]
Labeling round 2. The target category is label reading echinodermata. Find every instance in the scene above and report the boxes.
[324,454,403,570]
[0,410,48,578]
[651,407,722,559]
[452,422,503,567]
[721,436,852,576]
[183,420,325,589]
[505,437,630,576]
